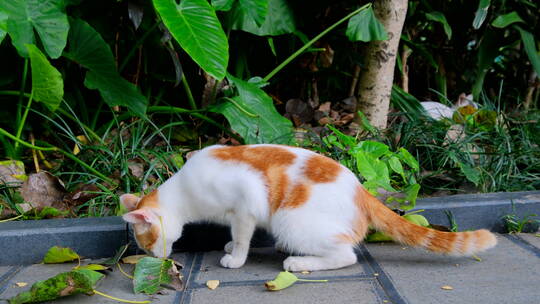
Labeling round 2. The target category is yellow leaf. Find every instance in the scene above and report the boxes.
[77,264,110,271]
[301,271,310,274]
[441,285,454,290]
[206,280,220,290]
[15,282,28,287]
[121,255,148,264]
[73,135,88,155]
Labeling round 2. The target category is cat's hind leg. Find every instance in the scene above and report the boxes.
[220,212,256,269]
[283,245,357,272]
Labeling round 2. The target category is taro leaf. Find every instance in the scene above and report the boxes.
[326,125,357,148]
[43,246,79,263]
[492,11,524,28]
[153,0,228,80]
[8,270,103,304]
[102,243,130,265]
[212,0,235,11]
[388,156,405,179]
[0,11,7,44]
[63,19,147,116]
[355,150,393,190]
[133,257,173,294]
[355,141,390,158]
[229,0,296,36]
[397,148,419,171]
[232,0,268,27]
[346,6,388,42]
[213,75,294,144]
[473,0,490,29]
[425,11,452,40]
[516,26,540,77]
[0,0,69,58]
[26,44,63,112]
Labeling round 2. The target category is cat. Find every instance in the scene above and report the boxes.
[421,93,477,120]
[120,144,497,272]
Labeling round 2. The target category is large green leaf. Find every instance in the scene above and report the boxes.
[213,75,294,144]
[238,0,268,26]
[346,6,388,42]
[133,257,173,294]
[153,0,228,80]
[26,44,63,112]
[516,26,540,77]
[63,19,147,116]
[425,11,452,40]
[472,31,500,99]
[0,0,68,58]
[492,11,525,28]
[0,11,7,44]
[229,0,296,36]
[473,0,490,29]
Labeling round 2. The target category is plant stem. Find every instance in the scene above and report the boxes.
[14,91,34,150]
[119,22,160,73]
[93,289,150,304]
[297,279,329,282]
[182,74,197,110]
[17,59,29,127]
[0,127,116,185]
[262,3,371,82]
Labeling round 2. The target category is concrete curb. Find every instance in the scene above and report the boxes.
[1,190,538,266]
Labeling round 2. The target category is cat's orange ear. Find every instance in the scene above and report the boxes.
[120,194,140,211]
[122,209,156,224]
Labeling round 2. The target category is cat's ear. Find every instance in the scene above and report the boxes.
[122,209,156,224]
[120,194,140,211]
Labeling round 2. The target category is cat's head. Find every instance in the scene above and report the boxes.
[120,190,172,258]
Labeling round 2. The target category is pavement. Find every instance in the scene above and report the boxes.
[1,233,539,304]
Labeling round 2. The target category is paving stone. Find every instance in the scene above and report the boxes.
[517,233,540,249]
[365,235,540,304]
[195,247,367,284]
[188,280,382,304]
[0,254,190,304]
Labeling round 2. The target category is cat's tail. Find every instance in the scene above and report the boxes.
[359,187,497,255]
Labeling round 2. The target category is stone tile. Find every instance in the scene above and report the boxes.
[365,235,540,304]
[189,280,382,304]
[195,247,367,284]
[517,233,540,249]
[0,255,189,304]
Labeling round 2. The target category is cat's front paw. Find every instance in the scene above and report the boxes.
[220,254,245,269]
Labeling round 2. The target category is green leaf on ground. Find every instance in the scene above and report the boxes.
[133,257,173,294]
[43,246,79,264]
[153,0,228,80]
[8,270,103,304]
[76,264,110,271]
[26,44,63,112]
[0,0,69,58]
[64,19,147,116]
[403,214,429,227]
[229,0,296,36]
[346,6,388,42]
[213,74,294,144]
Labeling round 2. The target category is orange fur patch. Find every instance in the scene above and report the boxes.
[338,186,369,244]
[426,232,457,253]
[134,224,159,250]
[212,146,301,213]
[281,183,310,210]
[137,190,159,209]
[304,155,341,183]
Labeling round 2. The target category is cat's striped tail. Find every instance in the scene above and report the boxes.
[360,187,497,255]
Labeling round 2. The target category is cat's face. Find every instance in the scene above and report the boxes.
[120,191,171,258]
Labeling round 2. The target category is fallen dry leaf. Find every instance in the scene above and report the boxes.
[128,159,145,179]
[165,261,184,291]
[206,280,219,290]
[301,271,310,275]
[19,171,68,213]
[121,255,148,264]
[441,285,454,290]
[15,282,27,287]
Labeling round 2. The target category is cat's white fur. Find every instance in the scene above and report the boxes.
[421,94,477,120]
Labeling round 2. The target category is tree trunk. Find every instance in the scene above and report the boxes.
[356,0,408,129]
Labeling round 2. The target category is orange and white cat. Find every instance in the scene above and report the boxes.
[120,145,497,271]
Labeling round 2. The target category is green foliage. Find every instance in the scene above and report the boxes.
[323,124,420,210]
[345,6,388,42]
[153,0,229,80]
[26,44,63,111]
[502,203,539,233]
[43,246,80,264]
[491,11,525,28]
[425,11,452,40]
[227,0,296,36]
[0,0,69,58]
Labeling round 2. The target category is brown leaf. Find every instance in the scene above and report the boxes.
[319,44,334,68]
[15,282,27,287]
[285,99,314,127]
[19,172,67,212]
[128,159,145,179]
[165,261,184,291]
[318,102,331,114]
[441,285,454,290]
[66,184,100,206]
[122,255,148,264]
